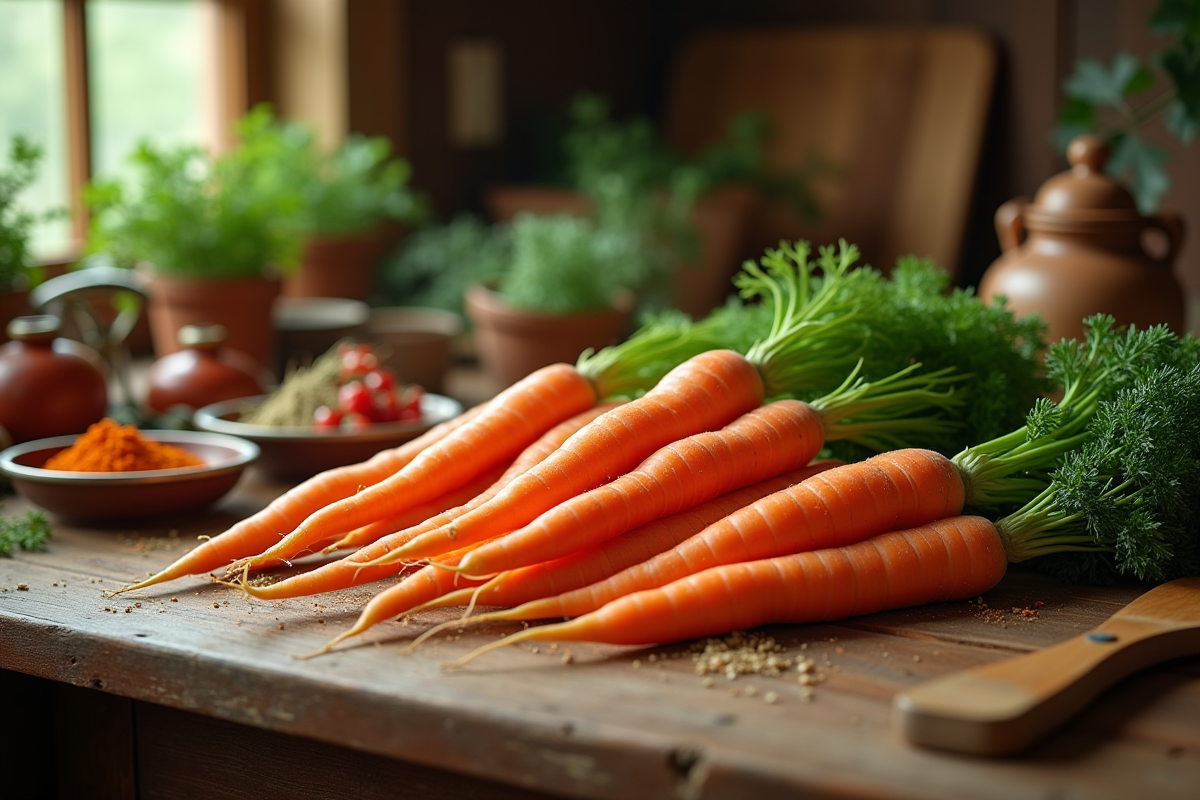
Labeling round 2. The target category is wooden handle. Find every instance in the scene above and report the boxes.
[894,616,1200,756]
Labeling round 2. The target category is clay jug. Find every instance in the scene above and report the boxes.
[978,135,1186,345]
[0,315,108,446]
[145,324,267,413]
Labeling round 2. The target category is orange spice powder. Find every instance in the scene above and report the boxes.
[44,418,205,472]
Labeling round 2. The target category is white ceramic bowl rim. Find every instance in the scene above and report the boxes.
[0,429,260,483]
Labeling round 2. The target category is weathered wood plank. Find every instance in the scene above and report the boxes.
[2,485,1199,800]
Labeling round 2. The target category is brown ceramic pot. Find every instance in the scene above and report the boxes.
[978,135,1186,345]
[145,324,267,413]
[0,315,108,445]
[284,231,386,301]
[464,282,634,390]
[145,273,281,370]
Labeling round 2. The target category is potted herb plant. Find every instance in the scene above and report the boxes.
[229,106,429,301]
[487,93,820,318]
[0,136,52,343]
[465,211,667,389]
[84,109,308,368]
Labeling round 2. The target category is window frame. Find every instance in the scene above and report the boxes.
[51,0,269,262]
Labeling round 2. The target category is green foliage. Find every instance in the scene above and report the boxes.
[84,119,308,279]
[561,93,825,222]
[498,212,672,314]
[0,509,51,556]
[371,215,511,314]
[1051,0,1200,211]
[230,106,429,237]
[998,359,1200,584]
[84,104,428,279]
[953,316,1182,513]
[0,136,55,290]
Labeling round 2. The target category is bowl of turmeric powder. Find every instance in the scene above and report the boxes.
[0,418,260,524]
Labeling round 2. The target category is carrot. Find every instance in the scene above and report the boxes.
[108,401,486,596]
[319,463,512,554]
[455,448,966,623]
[232,403,622,601]
[447,515,1008,665]
[399,460,842,653]
[301,545,490,658]
[221,362,601,576]
[441,399,827,578]
[422,460,843,616]
[367,348,768,566]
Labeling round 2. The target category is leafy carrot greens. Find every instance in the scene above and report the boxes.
[998,360,1200,583]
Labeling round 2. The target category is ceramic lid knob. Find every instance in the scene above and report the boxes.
[1030,135,1140,221]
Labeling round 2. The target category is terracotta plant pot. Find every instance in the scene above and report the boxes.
[464,282,633,390]
[284,231,387,301]
[484,184,759,319]
[145,273,281,370]
[368,306,464,394]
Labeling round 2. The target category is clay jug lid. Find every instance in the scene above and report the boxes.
[1027,135,1142,226]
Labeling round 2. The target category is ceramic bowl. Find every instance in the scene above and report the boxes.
[192,392,464,481]
[0,430,260,525]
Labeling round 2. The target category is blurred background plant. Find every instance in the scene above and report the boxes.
[1052,0,1200,212]
[0,135,61,291]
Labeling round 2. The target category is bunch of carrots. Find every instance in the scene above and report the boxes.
[110,240,1198,667]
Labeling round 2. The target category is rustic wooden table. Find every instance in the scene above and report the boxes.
[2,465,1198,800]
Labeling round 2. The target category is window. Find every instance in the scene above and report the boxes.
[0,0,261,263]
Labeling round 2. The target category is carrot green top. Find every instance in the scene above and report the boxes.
[993,359,1200,583]
[952,316,1199,514]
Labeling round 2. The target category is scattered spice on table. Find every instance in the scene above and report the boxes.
[44,418,205,472]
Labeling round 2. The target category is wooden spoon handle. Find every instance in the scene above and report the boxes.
[893,617,1200,756]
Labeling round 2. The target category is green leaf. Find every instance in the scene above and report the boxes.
[1165,101,1200,141]
[1160,41,1200,120]
[1149,0,1200,41]
[1107,132,1171,212]
[1064,52,1146,106]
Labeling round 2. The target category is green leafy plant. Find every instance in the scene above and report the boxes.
[372,215,511,314]
[561,93,824,222]
[1052,0,1200,211]
[84,122,308,279]
[232,105,429,238]
[0,135,56,291]
[497,212,674,315]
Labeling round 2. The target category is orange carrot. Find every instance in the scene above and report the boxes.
[223,362,601,576]
[320,463,512,553]
[399,460,842,652]
[422,460,842,616]
[108,402,486,595]
[302,546,490,657]
[456,448,966,623]
[448,515,1008,664]
[443,399,827,578]
[233,402,622,601]
[364,349,766,565]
